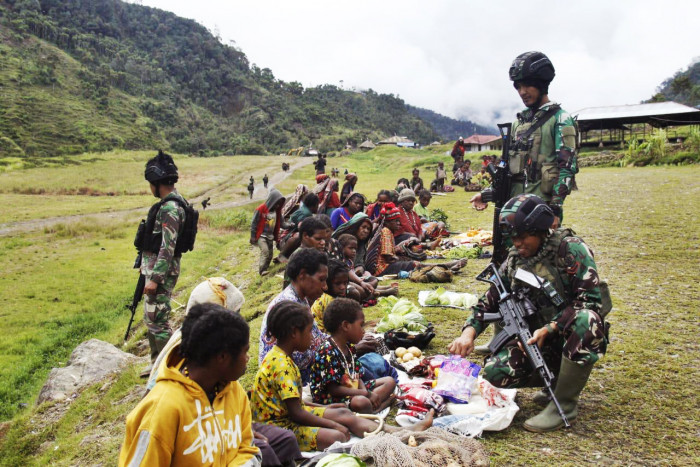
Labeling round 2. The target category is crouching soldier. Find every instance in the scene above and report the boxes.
[449,194,610,432]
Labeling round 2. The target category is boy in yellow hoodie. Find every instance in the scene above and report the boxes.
[120,304,261,466]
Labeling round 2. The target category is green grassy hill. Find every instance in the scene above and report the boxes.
[0,0,483,158]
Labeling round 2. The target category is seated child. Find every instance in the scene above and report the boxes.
[338,234,396,301]
[311,259,350,332]
[120,304,261,466]
[310,299,397,413]
[251,301,434,452]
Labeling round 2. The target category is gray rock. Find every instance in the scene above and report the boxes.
[37,339,139,404]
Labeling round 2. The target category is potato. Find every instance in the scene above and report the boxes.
[407,346,422,357]
[402,352,415,362]
[395,347,407,358]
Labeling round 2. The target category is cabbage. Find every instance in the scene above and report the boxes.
[449,293,478,308]
[375,297,428,332]
[317,453,366,467]
[424,287,451,306]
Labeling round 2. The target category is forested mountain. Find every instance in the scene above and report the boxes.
[0,0,480,157]
[407,105,495,140]
[648,59,700,107]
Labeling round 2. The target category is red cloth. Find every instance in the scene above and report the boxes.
[327,191,341,209]
[252,203,282,241]
[451,141,466,158]
[398,207,423,238]
[380,202,401,220]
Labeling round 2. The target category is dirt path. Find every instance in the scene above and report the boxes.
[0,158,313,236]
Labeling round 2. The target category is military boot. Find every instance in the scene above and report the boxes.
[523,357,594,433]
[532,390,551,406]
[473,322,503,356]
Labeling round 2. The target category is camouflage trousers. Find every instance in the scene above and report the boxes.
[143,274,178,362]
[483,309,606,388]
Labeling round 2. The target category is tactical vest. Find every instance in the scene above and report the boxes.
[134,193,197,256]
[509,104,577,196]
[505,229,612,326]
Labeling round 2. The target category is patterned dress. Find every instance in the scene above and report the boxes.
[251,346,327,452]
[309,339,374,405]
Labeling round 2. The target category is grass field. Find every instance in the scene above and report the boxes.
[0,147,698,465]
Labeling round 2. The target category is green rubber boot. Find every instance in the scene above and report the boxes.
[523,357,594,433]
[532,390,551,406]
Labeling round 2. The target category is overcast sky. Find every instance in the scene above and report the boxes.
[138,0,699,129]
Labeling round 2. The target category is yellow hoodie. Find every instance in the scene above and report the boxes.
[119,348,261,466]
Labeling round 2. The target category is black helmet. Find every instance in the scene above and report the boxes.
[499,194,554,237]
[509,51,555,84]
[145,150,178,184]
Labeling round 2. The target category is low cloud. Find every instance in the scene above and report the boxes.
[141,0,700,128]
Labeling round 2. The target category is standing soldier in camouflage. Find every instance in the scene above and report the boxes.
[141,151,187,367]
[449,195,610,432]
[471,51,578,227]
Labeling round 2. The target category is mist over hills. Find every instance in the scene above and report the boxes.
[0,0,488,158]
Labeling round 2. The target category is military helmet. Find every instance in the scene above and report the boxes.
[145,150,179,184]
[499,194,554,237]
[509,51,555,83]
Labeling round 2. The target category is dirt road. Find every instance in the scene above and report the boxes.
[0,158,313,236]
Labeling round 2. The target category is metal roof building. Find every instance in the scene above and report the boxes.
[574,102,700,132]
[573,101,700,147]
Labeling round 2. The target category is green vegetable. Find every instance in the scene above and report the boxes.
[317,453,366,467]
[376,297,428,332]
[425,287,451,305]
[444,244,483,259]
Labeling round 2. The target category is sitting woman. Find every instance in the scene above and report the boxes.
[251,301,434,452]
[120,304,262,466]
[395,188,423,243]
[260,248,329,385]
[330,192,366,230]
[310,298,397,413]
[334,212,377,285]
[369,203,467,277]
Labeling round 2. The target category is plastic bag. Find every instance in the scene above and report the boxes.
[433,356,481,403]
[397,385,446,415]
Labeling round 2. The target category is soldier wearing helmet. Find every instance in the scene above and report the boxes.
[471,51,579,226]
[141,150,187,367]
[449,194,609,433]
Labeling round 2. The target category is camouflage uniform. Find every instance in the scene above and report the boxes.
[508,102,578,220]
[464,228,607,388]
[141,191,186,361]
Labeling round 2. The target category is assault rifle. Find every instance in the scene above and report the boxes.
[124,251,145,341]
[483,123,513,266]
[476,263,570,428]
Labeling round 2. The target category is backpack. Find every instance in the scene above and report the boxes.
[134,196,199,255]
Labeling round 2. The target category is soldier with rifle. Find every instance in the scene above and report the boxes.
[448,195,610,432]
[471,51,580,355]
[131,151,189,373]
[471,51,578,244]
